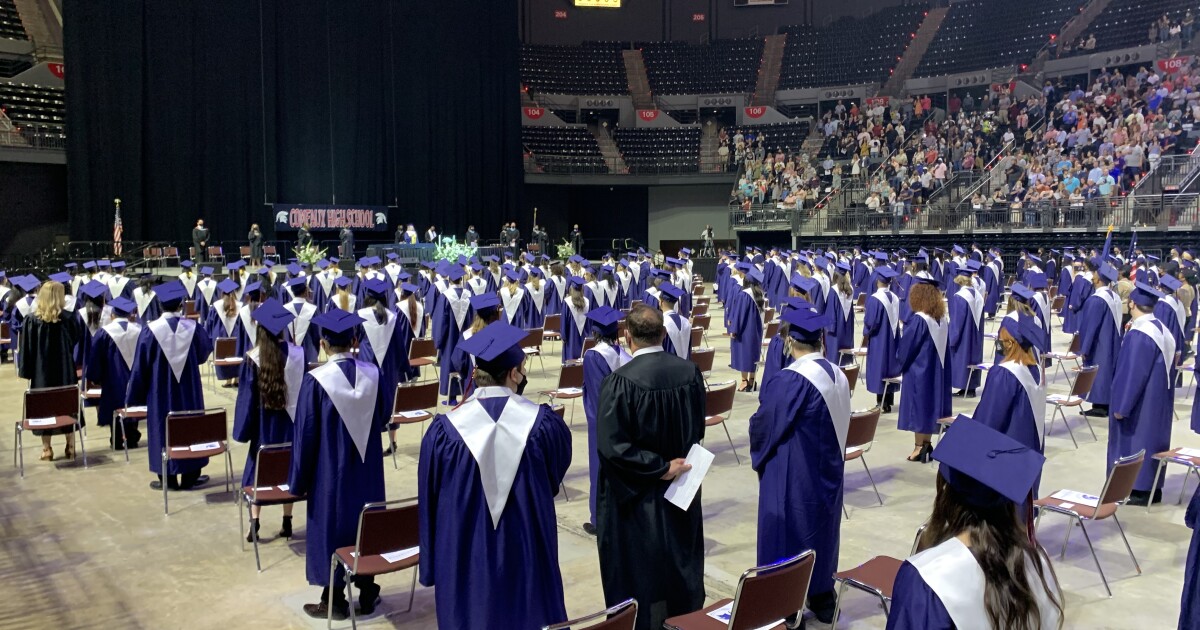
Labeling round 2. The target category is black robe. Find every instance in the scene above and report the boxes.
[247,229,264,260]
[19,312,82,435]
[339,228,354,259]
[192,227,210,260]
[596,348,706,630]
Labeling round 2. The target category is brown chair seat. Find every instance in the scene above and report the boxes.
[242,486,304,506]
[833,555,904,600]
[844,447,866,461]
[117,407,148,419]
[663,598,786,630]
[335,544,420,576]
[704,414,726,427]
[169,442,227,460]
[22,414,77,431]
[1034,496,1119,520]
[409,357,435,368]
[390,410,433,425]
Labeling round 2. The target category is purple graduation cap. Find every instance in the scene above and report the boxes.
[875,266,899,279]
[457,322,530,372]
[586,305,623,336]
[48,271,71,284]
[313,308,365,346]
[504,269,522,283]
[108,297,137,316]
[659,283,684,302]
[152,281,188,310]
[400,282,419,294]
[250,298,296,336]
[470,293,501,317]
[780,302,830,343]
[933,417,1045,507]
[217,278,240,294]
[362,278,391,301]
[1000,313,1048,352]
[14,275,40,293]
[79,280,109,301]
[334,276,354,290]
[745,268,764,285]
[1160,275,1182,294]
[1009,283,1034,303]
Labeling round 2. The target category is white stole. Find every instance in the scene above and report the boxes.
[248,344,305,420]
[527,285,546,314]
[586,281,604,306]
[501,287,525,324]
[1094,287,1122,332]
[444,287,471,331]
[784,353,851,452]
[998,360,1047,447]
[134,288,154,317]
[917,313,949,364]
[663,312,690,359]
[289,301,317,343]
[955,287,983,329]
[357,308,397,368]
[872,289,899,336]
[310,357,379,462]
[833,286,853,323]
[566,298,589,335]
[1163,295,1187,331]
[1131,316,1176,385]
[108,276,130,297]
[179,274,197,297]
[315,272,336,298]
[447,386,540,528]
[238,304,257,346]
[548,276,566,302]
[589,341,630,372]
[102,320,141,369]
[148,316,197,382]
[215,307,239,337]
[616,271,632,294]
[815,272,831,300]
[397,298,425,335]
[467,277,488,296]
[197,278,217,304]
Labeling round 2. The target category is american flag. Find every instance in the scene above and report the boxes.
[113,201,123,256]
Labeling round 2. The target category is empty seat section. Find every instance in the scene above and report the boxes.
[915,0,1080,77]
[614,127,701,173]
[640,38,763,95]
[779,5,929,89]
[522,126,607,173]
[519,42,628,95]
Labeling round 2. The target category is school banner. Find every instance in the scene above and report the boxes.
[273,204,389,231]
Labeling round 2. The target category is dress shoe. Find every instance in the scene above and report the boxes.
[150,479,181,491]
[303,601,348,621]
[582,522,597,536]
[1126,489,1162,506]
[278,516,293,539]
[357,583,382,615]
[1083,407,1108,418]
[382,442,396,457]
[180,475,210,490]
[246,519,260,544]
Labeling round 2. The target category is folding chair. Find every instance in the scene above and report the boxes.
[207,246,226,266]
[239,443,307,571]
[691,303,709,317]
[841,364,859,395]
[115,406,148,462]
[663,550,815,630]
[704,381,739,465]
[761,321,780,350]
[329,498,421,629]
[689,326,703,351]
[693,314,712,346]
[1180,363,1197,400]
[1045,365,1099,448]
[541,362,584,424]
[388,381,438,470]
[1045,334,1082,383]
[162,246,180,266]
[263,245,280,264]
[183,300,201,321]
[162,409,234,515]
[690,347,715,384]
[582,337,597,355]
[853,293,867,313]
[843,408,882,518]
[829,524,927,629]
[692,284,706,297]
[239,246,252,262]
[543,598,637,630]
[407,337,437,381]
[1034,450,1144,597]
[521,328,547,374]
[14,385,87,477]
[212,336,242,387]
[542,313,562,352]
[763,308,776,323]
[1152,447,1200,506]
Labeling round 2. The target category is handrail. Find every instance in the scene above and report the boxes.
[952,113,1047,216]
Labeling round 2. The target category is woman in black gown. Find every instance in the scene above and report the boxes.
[18,281,83,461]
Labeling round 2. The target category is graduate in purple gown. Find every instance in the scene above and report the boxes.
[499,270,529,328]
[106,261,134,300]
[192,266,219,320]
[896,277,952,463]
[581,307,631,534]
[761,285,813,399]
[1063,258,1093,334]
[418,322,571,629]
[750,305,851,626]
[125,281,213,490]
[327,275,358,313]
[1181,485,1200,629]
[287,308,388,620]
[235,281,265,358]
[888,419,1061,630]
[727,267,765,392]
[357,279,414,438]
[561,276,591,363]
[522,268,549,329]
[86,297,142,449]
[825,263,855,365]
[1110,282,1177,505]
[206,278,243,387]
[1078,261,1123,418]
[982,253,1003,318]
[544,263,568,316]
[283,277,321,364]
[658,284,691,360]
[435,267,473,404]
[948,266,984,396]
[1156,274,1187,385]
[232,299,304,543]
[862,267,901,412]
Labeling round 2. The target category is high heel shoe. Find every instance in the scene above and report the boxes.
[906,442,933,463]
[737,379,749,392]
[747,379,758,392]
[278,516,293,539]
[40,447,53,461]
[64,444,76,460]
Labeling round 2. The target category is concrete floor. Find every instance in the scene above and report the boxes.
[0,296,1195,629]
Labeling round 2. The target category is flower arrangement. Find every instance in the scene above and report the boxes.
[556,239,575,260]
[434,236,477,262]
[292,243,328,266]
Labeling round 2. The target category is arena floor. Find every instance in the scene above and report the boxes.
[0,291,1193,629]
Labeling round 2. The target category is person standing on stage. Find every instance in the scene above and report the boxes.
[403,223,418,244]
[750,304,851,627]
[126,281,213,490]
[570,224,584,255]
[394,223,405,246]
[418,322,571,629]
[247,223,264,267]
[297,223,313,249]
[289,309,388,620]
[193,219,210,263]
[596,304,706,630]
[339,227,354,260]
[464,225,480,247]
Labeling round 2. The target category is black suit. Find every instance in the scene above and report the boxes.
[297,227,312,249]
[339,228,354,259]
[192,227,210,262]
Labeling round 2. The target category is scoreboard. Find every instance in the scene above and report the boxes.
[574,0,621,7]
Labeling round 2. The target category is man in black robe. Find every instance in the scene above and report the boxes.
[464,225,480,246]
[596,304,706,630]
[339,227,354,260]
[192,219,210,263]
[297,224,313,249]
[570,225,584,256]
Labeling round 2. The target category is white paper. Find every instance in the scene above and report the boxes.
[171,446,190,452]
[381,546,420,563]
[1177,447,1200,459]
[1059,502,1075,510]
[276,484,290,492]
[704,601,782,630]
[26,417,57,427]
[190,441,220,452]
[124,405,148,413]
[397,410,428,419]
[85,388,103,396]
[1046,394,1080,404]
[254,486,273,492]
[218,357,243,364]
[665,443,714,511]
[556,387,583,395]
[1051,489,1099,507]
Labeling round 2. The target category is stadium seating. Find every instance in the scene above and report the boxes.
[614,127,701,173]
[521,126,607,173]
[0,82,64,139]
[722,121,811,156]
[0,0,25,40]
[519,42,628,95]
[640,39,763,95]
[915,0,1081,77]
[779,5,929,89]
[1073,0,1194,54]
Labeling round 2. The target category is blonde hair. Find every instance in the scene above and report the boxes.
[33,281,65,323]
[954,275,972,288]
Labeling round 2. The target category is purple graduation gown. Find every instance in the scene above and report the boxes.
[85,322,138,427]
[356,309,413,419]
[982,262,1002,316]
[824,288,854,364]
[232,342,299,486]
[726,289,763,372]
[1181,485,1200,629]
[863,291,900,394]
[1108,318,1175,492]
[1063,274,1094,334]
[758,335,791,401]
[896,314,952,434]
[584,343,629,525]
[125,316,213,475]
[418,394,571,630]
[287,357,388,587]
[1078,289,1123,405]
[750,361,845,604]
[285,300,322,364]
[947,288,983,391]
[205,305,243,380]
[886,561,955,629]
[435,287,472,398]
[972,363,1045,499]
[561,299,591,363]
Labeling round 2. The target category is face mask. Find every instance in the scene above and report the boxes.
[515,371,529,396]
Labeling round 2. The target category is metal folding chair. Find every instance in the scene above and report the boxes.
[328,498,421,629]
[13,385,87,477]
[239,443,306,571]
[162,409,234,515]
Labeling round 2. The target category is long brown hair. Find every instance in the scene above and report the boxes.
[918,474,1063,630]
[255,326,288,410]
[222,292,238,317]
[569,283,586,312]
[998,326,1037,367]
[909,282,946,320]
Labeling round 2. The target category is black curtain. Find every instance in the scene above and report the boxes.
[65,0,521,245]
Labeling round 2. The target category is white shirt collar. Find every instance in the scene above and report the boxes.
[631,346,665,359]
